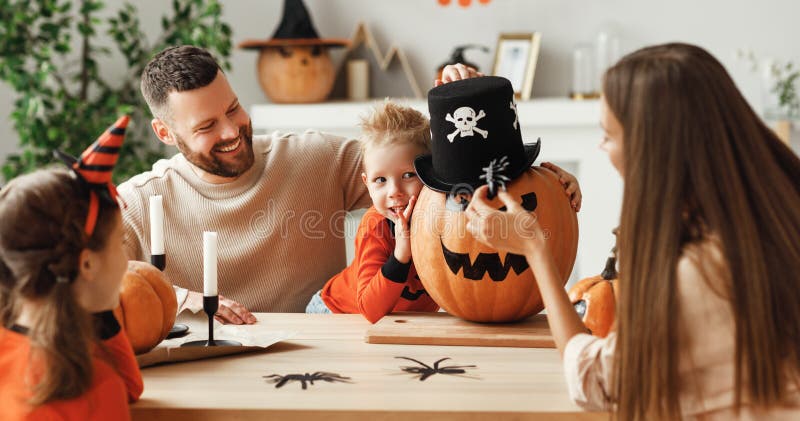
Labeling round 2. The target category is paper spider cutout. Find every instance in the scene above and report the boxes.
[263,372,352,389]
[395,357,477,381]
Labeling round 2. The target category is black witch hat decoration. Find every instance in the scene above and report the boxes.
[54,115,128,236]
[414,76,540,197]
[239,0,349,49]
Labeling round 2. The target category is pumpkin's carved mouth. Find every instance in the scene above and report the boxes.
[440,239,529,281]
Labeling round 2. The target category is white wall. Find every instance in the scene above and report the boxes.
[0,109,15,163]
[2,0,799,160]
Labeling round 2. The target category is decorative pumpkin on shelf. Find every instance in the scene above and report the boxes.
[239,0,348,103]
[113,261,177,354]
[568,230,619,337]
[254,45,337,103]
[411,76,579,323]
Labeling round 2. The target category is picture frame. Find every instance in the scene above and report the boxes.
[491,32,541,100]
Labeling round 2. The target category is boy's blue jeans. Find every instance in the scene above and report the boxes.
[305,289,332,314]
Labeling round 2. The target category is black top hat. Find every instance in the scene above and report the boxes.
[414,76,541,194]
[239,0,348,49]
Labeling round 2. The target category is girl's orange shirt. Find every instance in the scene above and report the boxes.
[0,326,143,421]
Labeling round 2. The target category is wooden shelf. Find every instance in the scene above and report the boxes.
[251,98,600,133]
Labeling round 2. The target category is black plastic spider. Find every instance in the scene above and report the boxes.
[395,357,477,381]
[262,372,352,389]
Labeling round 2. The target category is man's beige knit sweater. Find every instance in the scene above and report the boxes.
[118,130,371,312]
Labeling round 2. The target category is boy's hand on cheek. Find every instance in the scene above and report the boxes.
[393,196,417,264]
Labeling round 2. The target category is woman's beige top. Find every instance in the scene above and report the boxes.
[562,241,800,420]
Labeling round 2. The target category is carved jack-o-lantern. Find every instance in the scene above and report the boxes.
[411,166,579,322]
[256,45,336,103]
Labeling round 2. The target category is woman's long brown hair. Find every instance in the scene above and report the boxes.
[604,43,800,420]
[0,168,119,405]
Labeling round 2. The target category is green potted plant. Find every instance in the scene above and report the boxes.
[763,60,799,121]
[0,0,233,183]
[738,49,798,145]
[763,60,798,145]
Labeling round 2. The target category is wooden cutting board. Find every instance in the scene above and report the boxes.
[365,312,555,348]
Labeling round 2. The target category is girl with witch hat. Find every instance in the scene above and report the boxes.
[0,116,143,420]
[461,43,800,419]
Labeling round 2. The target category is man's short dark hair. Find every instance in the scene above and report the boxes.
[140,45,222,120]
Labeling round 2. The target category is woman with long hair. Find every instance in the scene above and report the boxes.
[462,43,800,419]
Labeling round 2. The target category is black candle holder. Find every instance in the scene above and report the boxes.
[181,295,242,347]
[150,254,166,271]
[152,254,190,339]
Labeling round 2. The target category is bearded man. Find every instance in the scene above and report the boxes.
[119,46,370,323]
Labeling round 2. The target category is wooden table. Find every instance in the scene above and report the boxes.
[132,313,605,420]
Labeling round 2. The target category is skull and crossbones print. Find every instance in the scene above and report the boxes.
[445,106,488,142]
[510,101,519,130]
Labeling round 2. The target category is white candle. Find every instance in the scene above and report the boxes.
[347,59,369,101]
[149,195,165,255]
[203,231,218,296]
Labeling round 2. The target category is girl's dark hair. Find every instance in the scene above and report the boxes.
[0,168,120,405]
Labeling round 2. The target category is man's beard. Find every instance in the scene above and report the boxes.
[175,121,255,178]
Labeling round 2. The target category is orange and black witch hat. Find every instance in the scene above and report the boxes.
[54,115,129,237]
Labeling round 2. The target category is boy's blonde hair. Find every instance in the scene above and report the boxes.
[359,101,431,156]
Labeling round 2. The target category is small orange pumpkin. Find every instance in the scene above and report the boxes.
[256,46,336,103]
[568,239,618,337]
[411,166,579,322]
[113,261,177,354]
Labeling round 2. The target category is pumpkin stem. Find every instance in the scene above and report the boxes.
[601,227,619,280]
[601,254,618,280]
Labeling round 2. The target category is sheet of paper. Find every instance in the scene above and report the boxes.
[136,311,296,368]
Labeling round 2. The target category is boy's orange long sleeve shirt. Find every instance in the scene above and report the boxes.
[321,206,439,323]
[0,314,143,420]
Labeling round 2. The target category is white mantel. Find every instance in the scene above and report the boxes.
[252,98,602,133]
[250,98,621,287]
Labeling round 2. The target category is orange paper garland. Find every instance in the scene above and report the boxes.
[438,0,491,7]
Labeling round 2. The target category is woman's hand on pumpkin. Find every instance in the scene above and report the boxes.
[465,186,549,258]
[435,63,484,87]
[541,162,582,212]
[393,195,417,264]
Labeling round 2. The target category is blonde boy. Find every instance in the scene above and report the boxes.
[306,102,439,323]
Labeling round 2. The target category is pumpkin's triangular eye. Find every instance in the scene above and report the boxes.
[521,192,537,211]
[446,193,470,212]
[311,45,322,56]
[498,192,538,212]
[278,46,292,58]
